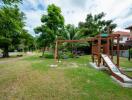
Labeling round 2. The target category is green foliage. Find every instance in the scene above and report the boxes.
[59,24,88,53]
[130,48,132,55]
[1,0,22,5]
[34,4,64,56]
[19,30,35,52]
[0,5,26,57]
[41,4,64,35]
[61,24,84,40]
[59,51,74,59]
[44,52,54,59]
[78,12,117,37]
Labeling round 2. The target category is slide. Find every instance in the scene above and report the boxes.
[101,54,132,83]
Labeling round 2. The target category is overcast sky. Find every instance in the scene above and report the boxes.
[20,0,132,35]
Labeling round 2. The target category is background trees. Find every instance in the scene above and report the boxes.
[0,5,25,57]
[78,12,117,37]
[60,24,85,53]
[19,29,35,52]
[0,0,35,57]
[0,1,117,57]
[34,4,117,57]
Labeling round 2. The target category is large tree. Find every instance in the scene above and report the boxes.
[78,12,117,37]
[0,2,25,57]
[34,4,64,56]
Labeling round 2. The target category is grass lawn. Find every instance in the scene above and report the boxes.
[0,53,132,100]
[113,56,132,76]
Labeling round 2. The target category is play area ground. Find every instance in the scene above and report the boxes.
[0,53,132,100]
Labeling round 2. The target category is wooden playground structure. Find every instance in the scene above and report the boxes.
[54,33,132,87]
[54,33,120,67]
[91,34,120,67]
[54,38,94,61]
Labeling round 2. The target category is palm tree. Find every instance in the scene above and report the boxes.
[60,24,88,54]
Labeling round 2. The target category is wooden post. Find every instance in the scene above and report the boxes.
[128,46,131,61]
[107,37,110,56]
[111,38,113,60]
[117,37,120,67]
[54,41,58,62]
[98,37,101,67]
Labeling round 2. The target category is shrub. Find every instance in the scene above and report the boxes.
[44,52,54,59]
[59,51,74,59]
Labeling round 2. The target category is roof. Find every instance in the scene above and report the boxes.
[113,31,130,36]
[125,25,132,29]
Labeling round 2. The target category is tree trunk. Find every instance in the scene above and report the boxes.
[3,46,9,58]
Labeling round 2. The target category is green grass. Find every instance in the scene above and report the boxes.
[0,54,132,100]
[113,56,132,76]
[113,56,132,68]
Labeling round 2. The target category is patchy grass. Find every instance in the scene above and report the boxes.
[0,54,132,100]
[114,56,132,68]
[113,56,132,76]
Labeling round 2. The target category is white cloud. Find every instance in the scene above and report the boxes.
[45,0,132,27]
[21,0,132,35]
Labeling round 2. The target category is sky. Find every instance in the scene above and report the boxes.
[20,0,132,35]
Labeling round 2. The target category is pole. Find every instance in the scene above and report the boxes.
[98,37,101,67]
[111,38,113,60]
[117,37,120,67]
[128,46,130,61]
[107,37,110,56]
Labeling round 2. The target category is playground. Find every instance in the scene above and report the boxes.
[0,33,132,99]
[0,33,132,100]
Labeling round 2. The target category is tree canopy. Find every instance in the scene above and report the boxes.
[0,0,35,57]
[0,5,26,57]
[78,12,117,37]
[34,4,64,56]
[1,0,22,5]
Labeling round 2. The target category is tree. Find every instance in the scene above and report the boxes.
[61,24,82,40]
[19,30,35,52]
[34,26,54,56]
[34,4,64,56]
[0,5,25,57]
[41,4,64,37]
[1,0,22,4]
[78,12,117,37]
[59,24,86,53]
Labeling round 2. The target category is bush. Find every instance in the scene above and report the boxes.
[59,51,74,59]
[44,52,54,59]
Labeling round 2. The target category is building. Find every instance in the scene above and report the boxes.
[113,31,130,57]
[113,31,130,44]
[126,25,132,40]
[125,25,132,60]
